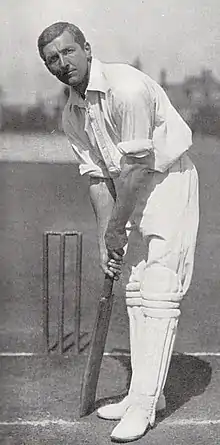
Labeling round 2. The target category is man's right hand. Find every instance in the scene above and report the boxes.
[99,245,123,280]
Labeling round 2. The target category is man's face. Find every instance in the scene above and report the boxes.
[42,30,91,86]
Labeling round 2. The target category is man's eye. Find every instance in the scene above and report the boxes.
[62,48,74,55]
[47,55,58,64]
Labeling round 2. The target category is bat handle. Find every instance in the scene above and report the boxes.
[108,248,124,258]
[102,274,114,299]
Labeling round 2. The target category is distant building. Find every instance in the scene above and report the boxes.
[159,68,220,125]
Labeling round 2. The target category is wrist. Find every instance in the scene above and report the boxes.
[105,227,128,252]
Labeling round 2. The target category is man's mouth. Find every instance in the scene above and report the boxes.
[57,69,78,84]
[67,69,77,77]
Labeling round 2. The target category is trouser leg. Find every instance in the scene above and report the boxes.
[111,156,199,441]
[123,156,199,410]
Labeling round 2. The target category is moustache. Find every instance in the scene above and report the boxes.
[49,66,76,78]
[57,67,71,77]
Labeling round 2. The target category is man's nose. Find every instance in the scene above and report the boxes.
[59,54,69,69]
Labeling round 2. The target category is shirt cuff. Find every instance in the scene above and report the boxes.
[117,139,153,158]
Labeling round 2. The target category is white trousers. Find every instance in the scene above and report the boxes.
[121,153,199,411]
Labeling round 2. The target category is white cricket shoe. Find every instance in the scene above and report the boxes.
[110,405,154,442]
[97,392,166,420]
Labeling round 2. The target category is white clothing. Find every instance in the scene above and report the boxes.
[62,58,192,178]
[124,153,199,300]
[62,58,199,265]
[62,58,199,421]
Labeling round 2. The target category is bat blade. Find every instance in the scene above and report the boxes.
[80,275,114,417]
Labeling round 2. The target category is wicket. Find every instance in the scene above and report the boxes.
[42,231,83,355]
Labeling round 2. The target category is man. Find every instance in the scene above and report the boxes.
[38,22,199,442]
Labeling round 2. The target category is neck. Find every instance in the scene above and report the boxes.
[74,61,91,99]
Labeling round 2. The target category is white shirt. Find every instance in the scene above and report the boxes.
[62,58,192,178]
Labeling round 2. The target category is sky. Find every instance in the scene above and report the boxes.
[1,0,220,104]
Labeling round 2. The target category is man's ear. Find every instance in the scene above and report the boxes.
[84,42,92,61]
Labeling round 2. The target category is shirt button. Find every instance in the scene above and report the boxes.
[89,109,95,119]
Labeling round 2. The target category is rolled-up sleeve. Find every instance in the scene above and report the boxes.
[114,85,154,163]
[152,95,193,172]
[113,79,192,173]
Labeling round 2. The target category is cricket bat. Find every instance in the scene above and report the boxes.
[80,274,114,417]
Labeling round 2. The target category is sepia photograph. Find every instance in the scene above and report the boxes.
[0,0,220,443]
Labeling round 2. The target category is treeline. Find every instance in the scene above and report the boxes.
[1,60,220,137]
[1,101,220,137]
[0,103,63,133]
[188,104,220,137]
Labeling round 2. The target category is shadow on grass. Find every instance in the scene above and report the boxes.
[96,349,212,421]
[161,353,212,419]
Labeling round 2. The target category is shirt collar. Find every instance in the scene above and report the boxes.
[86,58,108,93]
[69,58,107,108]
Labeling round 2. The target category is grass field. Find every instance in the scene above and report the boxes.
[1,131,220,353]
[0,132,220,444]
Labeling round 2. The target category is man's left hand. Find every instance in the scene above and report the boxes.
[107,249,124,281]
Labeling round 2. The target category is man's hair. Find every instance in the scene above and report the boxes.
[38,22,86,60]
